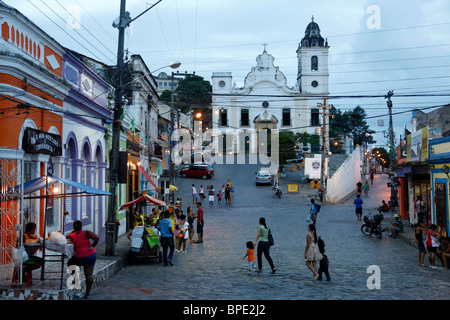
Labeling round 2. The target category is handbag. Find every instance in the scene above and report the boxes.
[306,214,312,223]
[268,229,274,246]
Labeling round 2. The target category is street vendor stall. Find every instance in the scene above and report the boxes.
[10,175,110,289]
[120,195,166,264]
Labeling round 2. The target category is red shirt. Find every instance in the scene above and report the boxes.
[70,230,96,258]
[197,207,204,222]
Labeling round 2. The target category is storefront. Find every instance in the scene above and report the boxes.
[426,136,450,237]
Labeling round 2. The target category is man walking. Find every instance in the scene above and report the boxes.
[195,202,204,243]
[159,211,175,266]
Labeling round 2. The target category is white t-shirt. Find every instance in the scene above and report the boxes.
[192,187,197,195]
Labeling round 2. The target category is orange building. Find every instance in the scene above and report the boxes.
[0,2,68,285]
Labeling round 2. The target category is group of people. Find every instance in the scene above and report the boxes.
[143,202,205,266]
[244,217,329,281]
[414,221,450,269]
[191,180,234,206]
[18,220,99,299]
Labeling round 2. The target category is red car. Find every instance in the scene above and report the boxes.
[179,164,214,180]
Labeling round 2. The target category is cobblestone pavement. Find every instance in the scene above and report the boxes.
[90,161,450,300]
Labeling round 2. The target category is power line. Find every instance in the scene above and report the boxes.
[26,0,110,64]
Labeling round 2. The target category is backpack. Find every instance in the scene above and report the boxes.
[317,236,325,254]
[315,203,321,213]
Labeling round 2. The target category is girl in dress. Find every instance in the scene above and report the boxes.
[304,223,323,281]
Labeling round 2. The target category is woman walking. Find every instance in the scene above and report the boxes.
[254,217,276,274]
[304,224,322,281]
[66,220,99,299]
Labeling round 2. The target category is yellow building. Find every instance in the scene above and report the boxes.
[427,136,450,236]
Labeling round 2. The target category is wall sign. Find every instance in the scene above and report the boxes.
[22,128,62,156]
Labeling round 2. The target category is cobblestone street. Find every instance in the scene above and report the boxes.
[90,161,450,300]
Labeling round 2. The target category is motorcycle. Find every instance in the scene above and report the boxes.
[272,182,282,199]
[361,210,384,239]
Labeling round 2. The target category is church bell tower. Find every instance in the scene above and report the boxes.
[296,16,329,95]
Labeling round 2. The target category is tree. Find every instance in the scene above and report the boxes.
[329,106,376,149]
[160,75,212,114]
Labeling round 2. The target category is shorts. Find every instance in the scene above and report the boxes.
[417,241,426,253]
[427,246,437,253]
[68,253,97,268]
[197,221,204,234]
[355,207,362,214]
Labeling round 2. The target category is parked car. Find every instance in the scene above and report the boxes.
[179,164,214,179]
[255,169,272,185]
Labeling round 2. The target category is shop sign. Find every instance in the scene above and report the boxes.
[22,128,62,156]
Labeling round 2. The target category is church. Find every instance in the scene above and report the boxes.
[211,17,330,156]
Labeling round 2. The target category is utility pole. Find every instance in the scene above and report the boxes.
[385,90,397,210]
[319,101,328,202]
[106,0,161,255]
[106,0,128,256]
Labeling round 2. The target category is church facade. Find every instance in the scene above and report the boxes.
[211,18,330,156]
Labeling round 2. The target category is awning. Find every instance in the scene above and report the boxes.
[138,164,158,190]
[12,175,111,196]
[119,194,166,211]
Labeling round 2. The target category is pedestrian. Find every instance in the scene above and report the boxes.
[159,211,175,266]
[217,191,222,205]
[370,172,374,185]
[227,179,233,203]
[199,185,205,203]
[309,199,318,224]
[356,181,362,195]
[176,214,189,253]
[195,202,204,243]
[363,181,369,196]
[414,220,428,267]
[304,223,322,281]
[225,184,231,205]
[389,214,404,238]
[66,220,99,299]
[414,195,424,223]
[192,184,197,204]
[354,193,363,221]
[243,241,257,275]
[208,185,215,206]
[426,224,441,268]
[254,217,276,274]
[317,236,330,281]
[187,206,197,244]
[436,237,450,270]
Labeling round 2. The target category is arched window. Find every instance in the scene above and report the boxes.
[311,56,318,71]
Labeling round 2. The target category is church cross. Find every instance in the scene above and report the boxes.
[262,43,268,52]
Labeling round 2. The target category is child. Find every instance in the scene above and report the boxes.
[317,236,330,281]
[176,198,182,211]
[176,215,189,253]
[217,192,222,205]
[243,241,257,275]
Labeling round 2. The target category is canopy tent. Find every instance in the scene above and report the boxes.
[119,194,166,211]
[12,175,111,198]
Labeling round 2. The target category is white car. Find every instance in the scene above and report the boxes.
[256,170,272,185]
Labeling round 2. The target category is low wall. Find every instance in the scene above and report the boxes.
[326,146,361,204]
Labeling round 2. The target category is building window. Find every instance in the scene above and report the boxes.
[219,109,228,127]
[282,108,291,126]
[241,109,249,126]
[311,56,318,71]
[311,108,320,126]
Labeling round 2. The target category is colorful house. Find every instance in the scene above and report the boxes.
[426,136,450,237]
